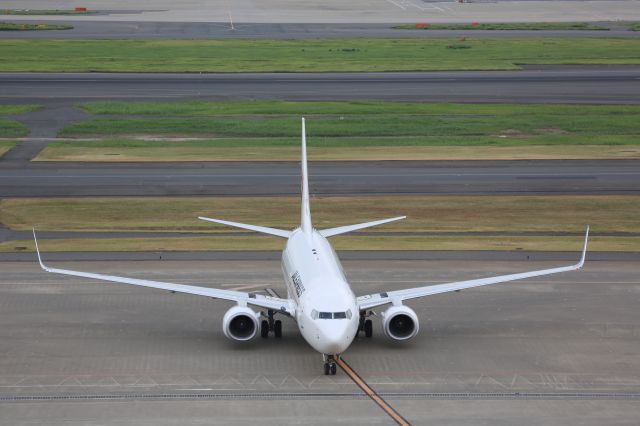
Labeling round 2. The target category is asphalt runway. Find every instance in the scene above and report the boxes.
[2,21,638,39]
[2,0,640,23]
[3,69,640,103]
[1,259,638,424]
[1,160,639,197]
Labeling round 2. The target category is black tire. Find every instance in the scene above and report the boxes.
[260,320,269,338]
[274,320,282,338]
[330,363,337,375]
[324,362,330,375]
[364,319,373,338]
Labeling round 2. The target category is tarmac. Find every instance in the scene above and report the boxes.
[3,69,640,104]
[2,0,640,23]
[1,159,639,197]
[1,258,638,424]
[2,21,639,39]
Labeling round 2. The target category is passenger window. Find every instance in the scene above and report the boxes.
[334,312,347,319]
[319,312,332,319]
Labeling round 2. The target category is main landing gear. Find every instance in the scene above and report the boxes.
[358,310,374,338]
[260,309,282,338]
[323,355,337,375]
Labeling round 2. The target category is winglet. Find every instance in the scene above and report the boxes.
[578,225,589,268]
[32,228,47,271]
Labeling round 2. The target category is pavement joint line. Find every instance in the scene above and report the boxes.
[1,392,639,402]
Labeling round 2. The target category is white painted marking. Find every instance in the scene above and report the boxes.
[228,12,235,31]
[384,0,407,10]
[176,388,213,391]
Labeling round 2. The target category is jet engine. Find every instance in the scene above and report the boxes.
[222,306,260,341]
[381,305,419,341]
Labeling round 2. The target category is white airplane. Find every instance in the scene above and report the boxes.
[34,118,589,376]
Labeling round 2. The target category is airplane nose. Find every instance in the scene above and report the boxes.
[318,323,354,355]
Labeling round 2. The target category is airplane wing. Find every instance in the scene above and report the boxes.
[32,230,295,315]
[357,227,589,311]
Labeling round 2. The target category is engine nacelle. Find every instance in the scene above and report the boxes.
[222,306,260,341]
[381,305,419,341]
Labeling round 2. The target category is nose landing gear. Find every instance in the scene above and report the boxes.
[323,355,338,375]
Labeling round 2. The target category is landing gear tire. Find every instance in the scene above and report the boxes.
[274,320,282,338]
[323,361,337,375]
[260,320,269,338]
[364,319,373,338]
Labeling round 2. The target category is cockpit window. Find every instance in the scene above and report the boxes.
[312,310,352,320]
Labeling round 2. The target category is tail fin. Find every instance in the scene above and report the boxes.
[301,118,312,235]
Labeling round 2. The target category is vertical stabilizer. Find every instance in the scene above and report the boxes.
[301,118,312,235]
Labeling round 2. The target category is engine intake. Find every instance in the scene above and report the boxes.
[381,305,419,341]
[222,306,260,341]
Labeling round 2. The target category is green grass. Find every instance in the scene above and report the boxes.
[0,118,28,137]
[395,22,608,31]
[0,22,73,31]
[1,38,639,72]
[51,102,640,160]
[47,135,640,148]
[0,140,17,157]
[3,196,638,233]
[37,144,640,162]
[80,100,640,117]
[630,23,640,31]
[0,9,92,15]
[0,104,42,114]
[60,102,640,143]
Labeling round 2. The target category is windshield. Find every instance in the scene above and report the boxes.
[311,309,352,320]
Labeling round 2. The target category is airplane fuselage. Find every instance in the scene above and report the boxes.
[282,229,359,355]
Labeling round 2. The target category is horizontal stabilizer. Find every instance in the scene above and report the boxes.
[198,216,291,238]
[319,216,406,238]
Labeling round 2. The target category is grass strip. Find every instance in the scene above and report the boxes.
[0,104,42,114]
[0,118,28,137]
[35,144,640,162]
[394,22,607,31]
[3,196,637,233]
[3,235,637,252]
[2,38,640,72]
[52,102,640,161]
[0,9,92,15]
[79,100,640,117]
[58,113,640,138]
[0,22,73,31]
[0,140,17,157]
